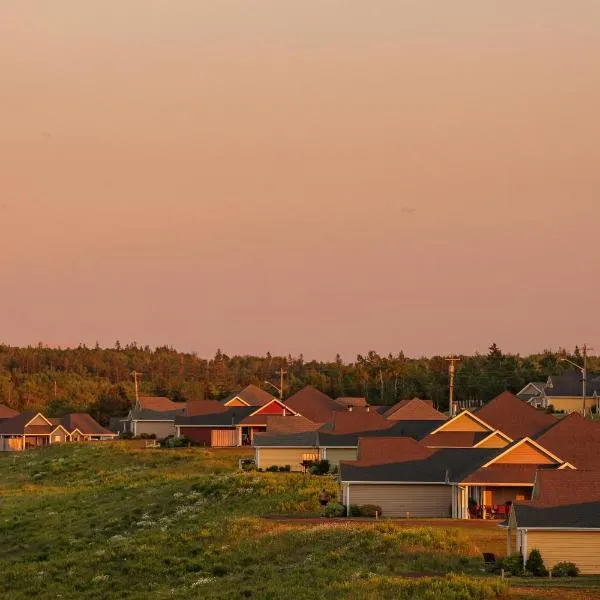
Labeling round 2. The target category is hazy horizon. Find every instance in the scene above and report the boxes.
[2,1,599,361]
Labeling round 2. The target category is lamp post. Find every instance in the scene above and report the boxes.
[560,345,588,415]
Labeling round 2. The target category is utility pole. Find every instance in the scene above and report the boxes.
[446,357,460,417]
[582,344,588,416]
[264,367,287,400]
[131,371,141,404]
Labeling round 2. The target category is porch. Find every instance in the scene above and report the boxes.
[452,484,532,519]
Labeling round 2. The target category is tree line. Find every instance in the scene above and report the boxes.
[0,342,596,424]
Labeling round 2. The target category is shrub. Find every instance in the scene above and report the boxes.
[323,502,346,518]
[545,404,555,414]
[308,460,330,475]
[551,561,579,577]
[135,433,156,440]
[359,504,383,518]
[348,504,362,517]
[211,565,228,577]
[526,548,548,577]
[278,465,291,472]
[265,465,279,472]
[161,435,195,448]
[501,552,524,576]
[119,432,133,439]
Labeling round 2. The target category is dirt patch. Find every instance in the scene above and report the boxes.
[512,587,600,600]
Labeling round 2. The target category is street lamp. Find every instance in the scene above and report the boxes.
[560,354,587,416]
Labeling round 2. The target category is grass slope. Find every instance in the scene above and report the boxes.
[0,443,508,599]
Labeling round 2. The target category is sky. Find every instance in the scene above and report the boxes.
[1,1,599,361]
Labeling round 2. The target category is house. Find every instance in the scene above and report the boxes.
[283,386,346,425]
[0,404,19,420]
[0,413,70,451]
[420,410,512,449]
[534,412,600,469]
[121,396,187,438]
[175,398,299,446]
[508,470,600,574]
[59,413,117,441]
[523,372,600,413]
[474,391,557,440]
[220,385,276,407]
[339,436,572,519]
[381,398,446,421]
[516,382,547,403]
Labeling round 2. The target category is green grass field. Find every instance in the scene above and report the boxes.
[0,442,590,599]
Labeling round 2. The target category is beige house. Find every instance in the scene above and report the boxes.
[0,413,70,451]
[121,397,187,439]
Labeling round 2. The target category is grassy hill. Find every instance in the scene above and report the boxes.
[0,443,512,599]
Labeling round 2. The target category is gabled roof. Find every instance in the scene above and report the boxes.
[283,386,345,424]
[334,397,368,408]
[137,396,186,412]
[185,400,228,417]
[340,448,498,484]
[318,408,390,434]
[512,501,600,529]
[473,430,513,448]
[221,384,275,407]
[420,431,491,448]
[130,407,186,421]
[535,413,600,470]
[0,404,19,419]
[383,398,445,421]
[262,414,319,434]
[532,469,600,507]
[59,413,115,436]
[356,436,433,466]
[480,437,565,468]
[254,430,319,448]
[474,391,557,439]
[427,410,495,435]
[376,419,446,441]
[0,412,52,435]
[175,406,254,427]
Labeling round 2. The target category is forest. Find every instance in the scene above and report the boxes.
[0,343,596,425]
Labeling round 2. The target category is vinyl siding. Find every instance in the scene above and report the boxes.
[134,421,176,439]
[526,531,600,574]
[477,433,510,449]
[348,484,452,518]
[549,397,593,414]
[211,429,238,447]
[224,398,247,407]
[495,443,555,465]
[256,448,316,471]
[28,414,50,427]
[442,414,488,432]
[323,448,357,469]
[51,429,68,444]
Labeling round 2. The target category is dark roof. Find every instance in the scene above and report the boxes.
[340,448,498,483]
[0,404,19,419]
[254,431,319,447]
[535,413,600,469]
[175,406,254,427]
[284,386,344,423]
[383,398,446,421]
[475,391,557,439]
[532,469,600,506]
[129,407,186,421]
[513,501,600,529]
[546,372,600,397]
[0,412,49,435]
[374,419,446,440]
[60,413,115,436]
[421,431,490,447]
[221,384,275,407]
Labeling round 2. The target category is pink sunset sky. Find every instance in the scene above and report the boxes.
[1,1,599,360]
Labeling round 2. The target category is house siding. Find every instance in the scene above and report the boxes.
[347,484,452,518]
[477,434,510,449]
[181,427,213,446]
[547,397,595,414]
[134,421,176,439]
[211,429,238,447]
[441,414,488,432]
[494,444,554,465]
[51,429,68,444]
[322,448,357,469]
[526,531,600,574]
[256,448,316,471]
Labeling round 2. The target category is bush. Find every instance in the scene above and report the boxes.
[359,504,383,518]
[551,561,579,577]
[348,504,362,517]
[135,433,156,440]
[308,460,330,475]
[526,548,548,577]
[278,465,291,472]
[161,435,195,448]
[545,404,555,414]
[119,432,133,439]
[501,553,524,576]
[323,502,346,518]
[265,465,279,472]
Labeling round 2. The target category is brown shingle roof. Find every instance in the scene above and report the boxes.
[284,386,344,424]
[263,414,319,434]
[462,463,547,485]
[222,384,276,407]
[421,431,490,448]
[535,413,600,470]
[531,469,600,506]
[474,391,557,439]
[384,398,446,421]
[319,408,391,435]
[0,412,49,435]
[185,400,228,417]
[137,397,186,412]
[335,397,368,408]
[0,404,19,419]
[60,413,115,436]
[355,436,434,465]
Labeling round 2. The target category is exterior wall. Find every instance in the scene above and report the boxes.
[254,402,286,415]
[548,397,592,414]
[483,486,531,506]
[50,429,69,444]
[224,398,247,407]
[322,448,357,469]
[134,420,176,439]
[347,484,452,518]
[181,427,212,446]
[0,436,24,451]
[442,414,489,432]
[28,414,50,427]
[211,429,238,447]
[256,447,316,471]
[477,434,510,449]
[494,443,554,465]
[526,531,600,574]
